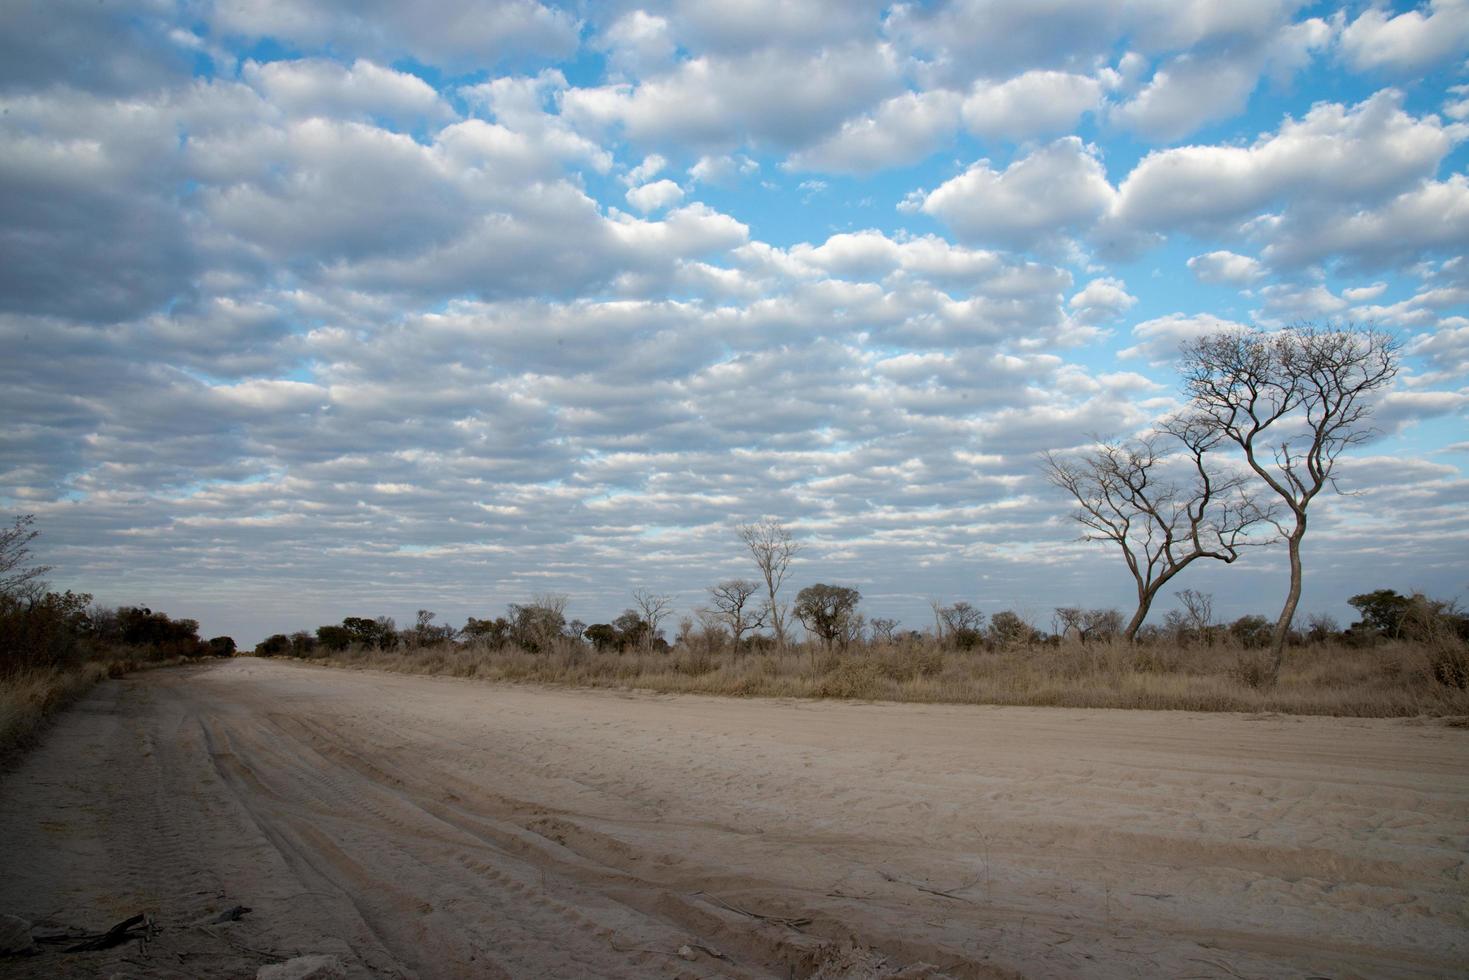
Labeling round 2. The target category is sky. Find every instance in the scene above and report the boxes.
[2,0,1468,646]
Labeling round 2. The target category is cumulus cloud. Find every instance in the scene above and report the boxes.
[242,58,451,125]
[1068,277,1137,324]
[787,90,962,173]
[561,42,902,151]
[1112,16,1331,142]
[1187,250,1266,285]
[1257,174,1469,270]
[597,10,677,75]
[961,71,1103,141]
[1114,89,1458,233]
[688,154,758,184]
[912,138,1116,250]
[625,179,685,213]
[1340,0,1469,73]
[1119,312,1249,364]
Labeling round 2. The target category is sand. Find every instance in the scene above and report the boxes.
[0,658,1465,978]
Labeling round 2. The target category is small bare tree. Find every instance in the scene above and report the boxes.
[631,588,674,644]
[1175,589,1214,634]
[706,579,768,647]
[1,514,51,599]
[1181,323,1399,681]
[1043,419,1269,642]
[869,617,899,644]
[1053,607,1124,643]
[737,518,800,650]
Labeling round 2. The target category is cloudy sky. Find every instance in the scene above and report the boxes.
[3,0,1468,644]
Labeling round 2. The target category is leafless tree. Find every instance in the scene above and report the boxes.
[1,514,50,599]
[1052,607,1124,643]
[631,588,674,642]
[737,518,800,650]
[706,579,768,647]
[869,617,899,644]
[1175,589,1214,634]
[1043,419,1270,642]
[1181,323,1400,681]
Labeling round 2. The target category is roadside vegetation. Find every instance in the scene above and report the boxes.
[0,517,232,757]
[259,585,1469,718]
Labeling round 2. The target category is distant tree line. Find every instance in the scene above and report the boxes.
[1,516,234,676]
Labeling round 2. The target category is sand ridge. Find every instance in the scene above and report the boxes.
[1,658,1465,977]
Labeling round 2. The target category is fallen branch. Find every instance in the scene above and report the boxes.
[63,913,154,952]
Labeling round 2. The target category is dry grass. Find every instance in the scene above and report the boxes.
[0,664,108,758]
[294,636,1469,718]
[0,656,190,759]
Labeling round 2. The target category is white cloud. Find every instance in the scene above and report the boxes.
[1112,16,1331,142]
[1258,173,1469,269]
[1119,312,1249,364]
[1187,250,1265,285]
[671,0,890,54]
[243,58,451,125]
[1068,277,1137,323]
[1114,89,1458,232]
[688,154,758,184]
[1340,0,1469,73]
[625,153,667,185]
[1342,282,1388,301]
[961,70,1103,140]
[787,90,961,173]
[915,137,1116,250]
[561,42,902,151]
[1447,84,1469,121]
[598,10,676,74]
[625,179,685,213]
[1254,282,1350,322]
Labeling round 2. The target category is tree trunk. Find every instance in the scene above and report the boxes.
[1123,594,1152,643]
[1269,519,1307,685]
[768,592,787,651]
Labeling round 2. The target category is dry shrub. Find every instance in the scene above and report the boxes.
[1428,643,1469,690]
[674,651,716,676]
[812,659,885,700]
[1228,653,1275,689]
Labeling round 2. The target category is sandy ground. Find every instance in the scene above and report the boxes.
[0,660,1466,979]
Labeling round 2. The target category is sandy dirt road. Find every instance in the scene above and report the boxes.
[1,659,1466,979]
